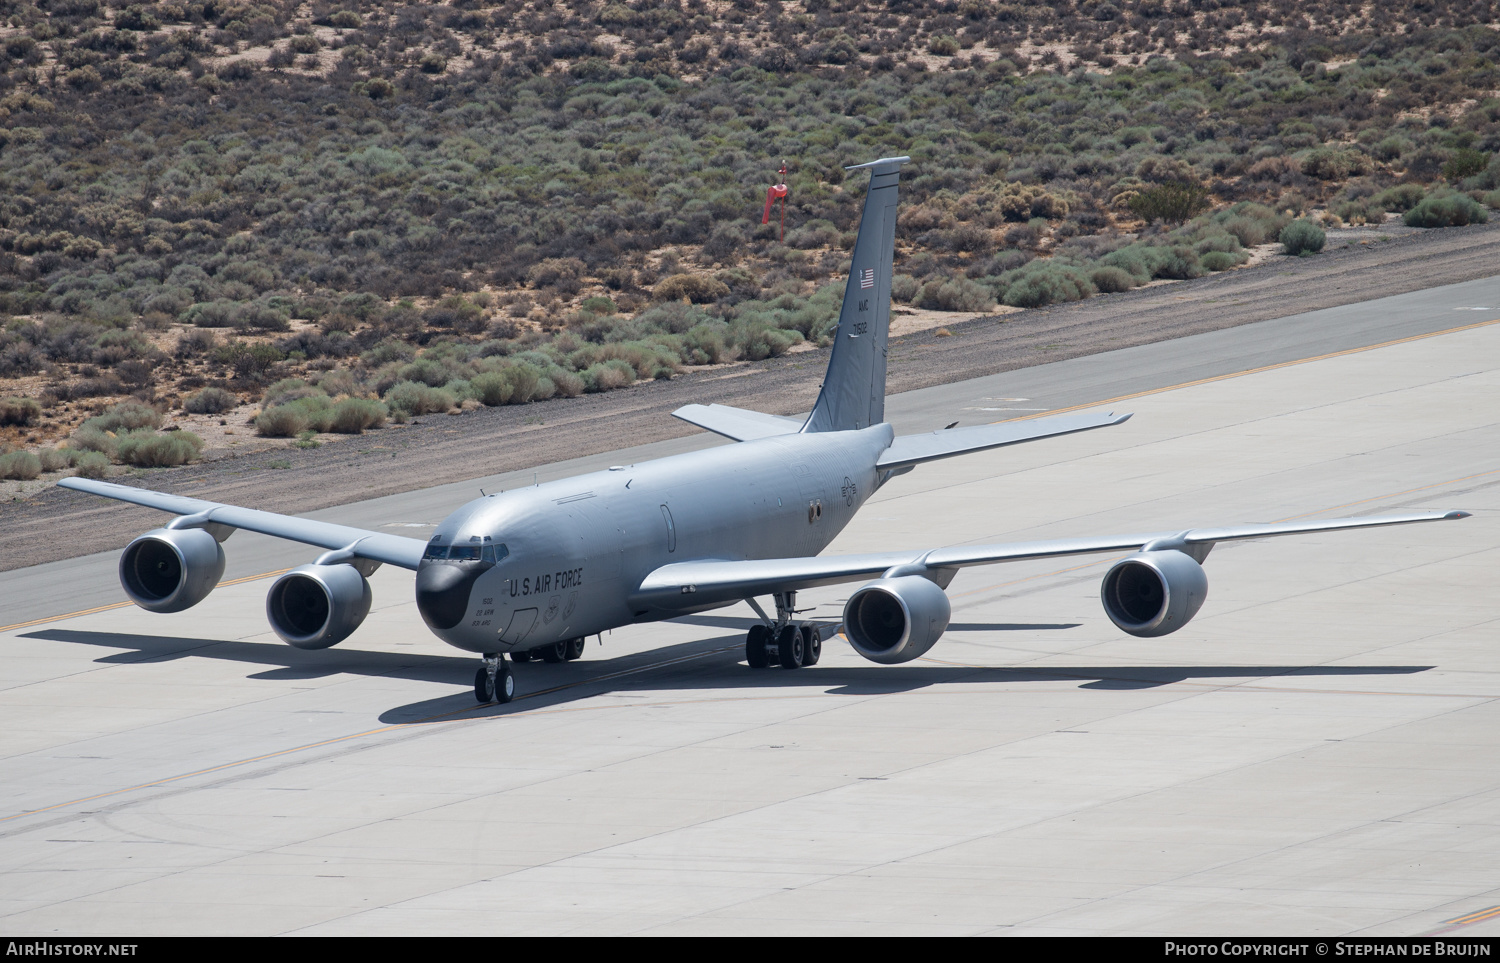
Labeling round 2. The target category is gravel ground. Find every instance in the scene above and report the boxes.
[4,218,1497,572]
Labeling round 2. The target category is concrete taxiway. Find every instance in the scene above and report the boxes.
[1,278,1498,935]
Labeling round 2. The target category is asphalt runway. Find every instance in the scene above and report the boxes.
[1,277,1497,935]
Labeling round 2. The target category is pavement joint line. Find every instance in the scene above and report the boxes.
[0,639,744,827]
[914,656,1499,700]
[1001,316,1500,423]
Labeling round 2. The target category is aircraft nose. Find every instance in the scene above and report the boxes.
[415,561,478,631]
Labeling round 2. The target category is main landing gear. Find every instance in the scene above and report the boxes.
[474,653,515,704]
[745,592,822,670]
[509,637,586,663]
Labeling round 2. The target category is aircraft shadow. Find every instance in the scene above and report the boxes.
[24,627,1434,725]
[671,615,1081,633]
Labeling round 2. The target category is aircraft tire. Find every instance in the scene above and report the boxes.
[540,640,568,663]
[511,649,533,663]
[475,663,516,704]
[745,625,770,668]
[776,625,804,669]
[801,624,821,666]
[565,637,585,661]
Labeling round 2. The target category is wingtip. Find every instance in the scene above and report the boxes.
[1112,412,1134,424]
[1444,510,1472,520]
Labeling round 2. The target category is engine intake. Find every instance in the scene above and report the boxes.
[119,527,226,613]
[266,563,372,649]
[1100,549,1208,638]
[843,574,951,664]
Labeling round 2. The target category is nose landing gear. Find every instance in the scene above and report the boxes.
[474,653,515,704]
[744,592,823,670]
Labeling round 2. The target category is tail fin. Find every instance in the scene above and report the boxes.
[802,156,908,433]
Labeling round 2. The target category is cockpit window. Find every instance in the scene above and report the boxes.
[423,541,509,563]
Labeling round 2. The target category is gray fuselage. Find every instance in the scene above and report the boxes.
[414,424,892,653]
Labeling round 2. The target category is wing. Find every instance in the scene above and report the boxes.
[672,403,803,441]
[57,477,426,570]
[631,510,1469,610]
[877,410,1132,470]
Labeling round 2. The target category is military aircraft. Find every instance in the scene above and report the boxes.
[60,157,1468,705]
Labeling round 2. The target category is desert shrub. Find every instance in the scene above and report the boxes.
[890,274,920,303]
[527,257,585,288]
[1371,184,1425,213]
[115,429,204,467]
[579,296,617,314]
[582,359,636,392]
[70,450,110,479]
[38,448,70,472]
[653,274,731,303]
[1090,266,1137,293]
[256,405,309,437]
[183,387,238,414]
[1199,250,1242,272]
[470,371,514,406]
[1128,182,1209,224]
[998,262,1096,308]
[1332,198,1386,226]
[328,397,387,433]
[1280,219,1326,256]
[1443,148,1491,181]
[82,402,161,434]
[0,397,40,426]
[187,300,239,328]
[1484,190,1500,210]
[69,425,116,456]
[232,303,290,332]
[1403,191,1489,228]
[0,450,40,480]
[1301,147,1371,180]
[914,277,996,312]
[928,34,959,56]
[548,366,585,397]
[384,380,456,415]
[176,329,217,357]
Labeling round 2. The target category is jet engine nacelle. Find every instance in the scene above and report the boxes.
[266,563,372,649]
[843,574,952,664]
[1100,549,1208,637]
[119,527,226,613]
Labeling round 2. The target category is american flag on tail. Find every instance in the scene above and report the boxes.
[859,268,875,289]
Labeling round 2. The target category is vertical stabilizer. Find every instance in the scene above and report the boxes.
[802,156,908,433]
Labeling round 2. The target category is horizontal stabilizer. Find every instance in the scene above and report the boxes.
[877,410,1132,470]
[57,477,427,570]
[630,510,1468,610]
[672,403,803,442]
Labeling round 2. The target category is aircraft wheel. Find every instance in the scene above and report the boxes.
[511,648,533,663]
[801,624,821,666]
[540,640,568,663]
[745,624,770,668]
[474,662,515,704]
[565,637,585,661]
[776,625,804,669]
